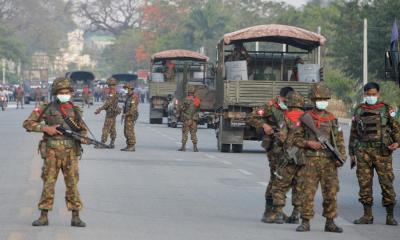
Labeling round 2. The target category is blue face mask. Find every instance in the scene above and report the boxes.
[57,94,71,103]
[315,101,329,110]
[278,102,288,110]
[364,96,378,105]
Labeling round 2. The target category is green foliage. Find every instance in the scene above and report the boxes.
[324,68,361,106]
[379,81,400,108]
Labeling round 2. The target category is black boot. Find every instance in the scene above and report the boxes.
[324,218,343,233]
[32,210,49,226]
[95,141,107,149]
[178,143,186,151]
[193,144,199,152]
[273,206,285,224]
[71,210,86,227]
[261,198,273,223]
[354,204,373,224]
[386,204,398,226]
[296,218,310,232]
[109,139,115,149]
[286,206,300,224]
[121,145,135,152]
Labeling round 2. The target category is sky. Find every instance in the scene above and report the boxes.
[279,0,309,7]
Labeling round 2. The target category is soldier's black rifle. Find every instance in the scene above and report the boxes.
[56,126,111,149]
[300,113,345,165]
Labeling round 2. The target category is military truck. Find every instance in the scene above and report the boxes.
[66,71,95,104]
[167,60,216,128]
[214,24,326,153]
[23,69,49,104]
[112,73,138,102]
[148,49,209,124]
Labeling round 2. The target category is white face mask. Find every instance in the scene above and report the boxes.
[57,94,71,103]
[364,96,378,105]
[315,101,329,110]
[278,102,288,110]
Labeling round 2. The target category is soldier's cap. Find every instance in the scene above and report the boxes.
[309,82,331,100]
[52,77,73,95]
[106,77,117,86]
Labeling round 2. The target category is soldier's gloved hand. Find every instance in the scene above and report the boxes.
[94,109,101,115]
[306,140,324,150]
[388,143,399,151]
[262,123,274,135]
[335,160,344,168]
[80,138,89,145]
[350,156,357,169]
[42,125,62,136]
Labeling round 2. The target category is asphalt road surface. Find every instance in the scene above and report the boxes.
[0,102,399,240]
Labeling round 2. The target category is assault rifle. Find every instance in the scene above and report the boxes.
[56,126,111,149]
[300,113,345,165]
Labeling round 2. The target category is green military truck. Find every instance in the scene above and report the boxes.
[214,24,326,153]
[148,49,209,124]
[66,71,95,104]
[167,60,216,128]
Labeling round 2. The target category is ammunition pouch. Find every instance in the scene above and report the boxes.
[46,139,76,148]
[295,149,307,166]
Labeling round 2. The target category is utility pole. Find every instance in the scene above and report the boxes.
[2,58,5,85]
[363,18,368,85]
[317,26,321,65]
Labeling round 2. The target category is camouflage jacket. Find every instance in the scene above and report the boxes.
[180,96,200,121]
[23,101,87,143]
[124,94,139,121]
[98,93,120,118]
[293,109,346,160]
[349,101,400,156]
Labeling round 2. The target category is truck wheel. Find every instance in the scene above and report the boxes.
[220,144,231,153]
[207,123,215,129]
[171,122,177,128]
[232,144,243,153]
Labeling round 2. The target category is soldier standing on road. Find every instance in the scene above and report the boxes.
[121,82,139,152]
[178,86,201,152]
[349,82,399,226]
[35,87,42,107]
[16,86,24,109]
[293,83,345,233]
[95,78,121,149]
[268,91,305,224]
[23,77,87,227]
[247,86,294,223]
[82,85,90,108]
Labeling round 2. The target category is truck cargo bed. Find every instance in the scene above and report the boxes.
[149,82,176,98]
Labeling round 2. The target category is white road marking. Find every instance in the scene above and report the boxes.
[205,154,217,159]
[236,169,253,176]
[393,168,400,171]
[220,160,232,165]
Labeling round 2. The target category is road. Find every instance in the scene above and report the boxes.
[0,102,399,240]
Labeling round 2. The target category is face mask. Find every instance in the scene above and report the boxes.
[57,94,71,103]
[315,101,329,110]
[278,102,288,110]
[364,96,378,105]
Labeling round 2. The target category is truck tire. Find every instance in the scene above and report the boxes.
[232,144,243,153]
[171,122,177,128]
[220,144,230,152]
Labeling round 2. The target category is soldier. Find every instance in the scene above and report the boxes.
[35,87,42,107]
[121,82,139,152]
[95,78,121,148]
[293,83,345,233]
[82,85,90,108]
[269,91,305,224]
[349,82,399,226]
[23,77,86,227]
[16,86,24,109]
[247,86,294,223]
[178,86,201,152]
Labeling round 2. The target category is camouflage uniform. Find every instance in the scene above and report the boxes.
[293,83,346,233]
[270,91,305,224]
[349,101,400,225]
[179,87,200,152]
[96,78,121,147]
[247,96,288,221]
[16,88,24,109]
[121,82,139,151]
[23,77,86,227]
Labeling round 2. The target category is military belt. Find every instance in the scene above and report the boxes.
[46,139,76,148]
[358,141,383,148]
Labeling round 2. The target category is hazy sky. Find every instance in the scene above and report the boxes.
[279,0,309,7]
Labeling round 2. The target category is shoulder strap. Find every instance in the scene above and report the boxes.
[37,102,54,121]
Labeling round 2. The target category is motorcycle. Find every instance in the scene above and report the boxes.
[0,95,8,111]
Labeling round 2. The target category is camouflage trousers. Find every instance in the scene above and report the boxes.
[355,147,396,206]
[272,163,303,208]
[39,146,82,211]
[300,156,339,220]
[16,98,23,108]
[181,120,198,145]
[124,116,136,146]
[265,152,279,201]
[101,117,117,143]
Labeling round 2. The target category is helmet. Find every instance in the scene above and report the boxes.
[123,82,134,90]
[106,77,117,86]
[309,83,331,99]
[187,85,196,94]
[52,77,73,95]
[286,91,305,108]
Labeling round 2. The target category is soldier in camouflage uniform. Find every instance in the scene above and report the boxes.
[23,77,87,227]
[293,83,346,233]
[349,82,399,226]
[178,86,201,152]
[95,78,121,148]
[121,82,139,152]
[247,86,294,223]
[269,91,305,224]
